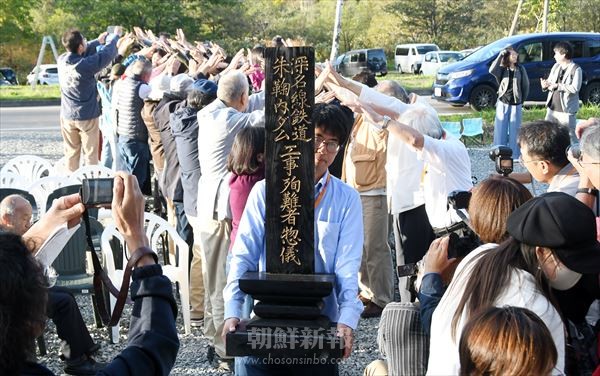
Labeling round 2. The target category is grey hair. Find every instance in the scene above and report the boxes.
[217,71,248,105]
[375,80,409,103]
[0,195,29,217]
[399,106,444,139]
[581,121,600,161]
[128,59,152,77]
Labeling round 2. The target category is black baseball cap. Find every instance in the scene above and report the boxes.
[507,192,600,274]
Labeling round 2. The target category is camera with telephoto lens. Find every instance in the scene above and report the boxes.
[397,191,481,280]
[489,146,513,176]
[80,178,114,207]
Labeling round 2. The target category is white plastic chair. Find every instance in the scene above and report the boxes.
[70,165,114,183]
[0,156,54,185]
[0,172,30,189]
[27,176,79,215]
[441,121,462,139]
[101,212,191,343]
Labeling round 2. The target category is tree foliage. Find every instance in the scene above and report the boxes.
[1,0,598,81]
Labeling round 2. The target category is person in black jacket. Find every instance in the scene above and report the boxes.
[171,78,218,327]
[489,46,529,159]
[0,172,180,376]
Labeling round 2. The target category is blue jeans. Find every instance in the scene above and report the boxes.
[117,137,150,189]
[235,356,338,376]
[493,101,522,159]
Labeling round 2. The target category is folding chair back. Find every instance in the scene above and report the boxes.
[441,121,462,139]
[461,118,484,145]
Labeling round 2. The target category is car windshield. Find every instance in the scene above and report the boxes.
[368,50,385,62]
[46,68,58,74]
[439,52,463,62]
[417,46,438,54]
[462,37,518,62]
[1,70,15,79]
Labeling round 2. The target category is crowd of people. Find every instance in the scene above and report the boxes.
[0,24,598,376]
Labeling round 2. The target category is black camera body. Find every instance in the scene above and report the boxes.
[80,178,114,207]
[447,190,471,210]
[397,191,481,279]
[489,145,513,176]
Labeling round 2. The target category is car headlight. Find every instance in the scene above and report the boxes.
[436,72,448,81]
[448,69,473,80]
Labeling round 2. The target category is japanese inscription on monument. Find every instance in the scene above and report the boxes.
[265,47,315,274]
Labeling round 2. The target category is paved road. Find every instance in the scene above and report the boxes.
[0,97,473,133]
[0,105,61,132]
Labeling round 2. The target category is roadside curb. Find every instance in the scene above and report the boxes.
[0,99,60,107]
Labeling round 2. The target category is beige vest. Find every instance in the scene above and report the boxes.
[342,115,388,192]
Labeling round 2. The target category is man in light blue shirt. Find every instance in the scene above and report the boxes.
[223,103,364,374]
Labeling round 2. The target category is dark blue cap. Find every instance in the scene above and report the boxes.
[191,79,217,96]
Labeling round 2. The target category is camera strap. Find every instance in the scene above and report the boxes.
[82,209,134,327]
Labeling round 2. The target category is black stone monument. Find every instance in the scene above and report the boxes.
[225,47,344,360]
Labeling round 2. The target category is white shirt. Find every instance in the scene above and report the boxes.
[417,135,472,228]
[427,244,565,375]
[196,92,265,220]
[547,163,580,196]
[358,86,430,214]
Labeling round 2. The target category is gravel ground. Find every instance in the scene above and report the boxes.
[0,129,544,375]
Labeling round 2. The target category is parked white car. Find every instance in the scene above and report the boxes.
[394,43,440,74]
[27,64,59,85]
[420,51,464,76]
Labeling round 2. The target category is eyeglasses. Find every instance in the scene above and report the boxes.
[314,136,340,153]
[518,155,542,164]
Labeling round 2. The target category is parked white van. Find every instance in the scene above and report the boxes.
[394,43,440,74]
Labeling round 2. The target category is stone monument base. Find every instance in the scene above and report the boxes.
[226,271,344,359]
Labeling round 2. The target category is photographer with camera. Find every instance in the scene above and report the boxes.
[512,120,580,195]
[364,177,533,376]
[418,177,532,335]
[427,192,600,375]
[0,172,180,376]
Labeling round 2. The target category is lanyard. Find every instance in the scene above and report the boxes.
[314,174,331,209]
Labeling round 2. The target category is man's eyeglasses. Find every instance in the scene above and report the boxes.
[314,137,340,153]
[517,155,542,164]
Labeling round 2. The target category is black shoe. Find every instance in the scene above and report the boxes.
[64,356,106,375]
[86,343,101,356]
[361,302,384,318]
[207,345,215,363]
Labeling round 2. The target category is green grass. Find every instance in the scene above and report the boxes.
[439,104,600,146]
[382,71,434,93]
[0,85,61,101]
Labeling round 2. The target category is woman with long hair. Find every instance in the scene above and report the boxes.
[427,192,600,375]
[490,46,529,158]
[419,176,532,335]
